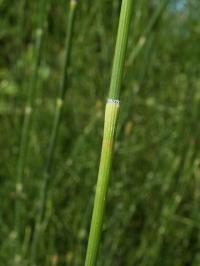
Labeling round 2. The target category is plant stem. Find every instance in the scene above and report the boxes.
[15,0,48,243]
[30,1,77,264]
[84,0,133,265]
[45,0,77,175]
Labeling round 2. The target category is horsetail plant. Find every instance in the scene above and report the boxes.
[84,0,133,265]
[30,1,77,264]
[15,0,48,246]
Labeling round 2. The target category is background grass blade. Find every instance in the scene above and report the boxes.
[30,1,77,265]
[127,0,169,66]
[14,0,48,254]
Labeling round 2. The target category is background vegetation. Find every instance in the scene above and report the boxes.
[0,0,200,265]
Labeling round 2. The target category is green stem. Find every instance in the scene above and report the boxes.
[84,0,133,265]
[45,0,77,173]
[109,0,133,100]
[30,1,77,264]
[15,0,48,244]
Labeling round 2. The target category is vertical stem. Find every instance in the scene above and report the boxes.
[30,1,77,265]
[45,0,77,174]
[108,0,133,100]
[15,0,48,243]
[84,100,120,266]
[84,0,133,265]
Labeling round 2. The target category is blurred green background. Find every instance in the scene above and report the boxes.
[1,0,200,265]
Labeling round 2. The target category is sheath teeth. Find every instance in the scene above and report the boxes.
[107,99,120,105]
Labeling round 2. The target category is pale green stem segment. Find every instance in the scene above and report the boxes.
[85,100,120,266]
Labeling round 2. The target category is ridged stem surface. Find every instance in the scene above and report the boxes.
[109,0,133,100]
[85,101,120,266]
[84,0,133,265]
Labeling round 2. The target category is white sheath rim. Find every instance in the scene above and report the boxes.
[107,99,120,104]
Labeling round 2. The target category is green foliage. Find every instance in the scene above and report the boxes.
[0,0,200,265]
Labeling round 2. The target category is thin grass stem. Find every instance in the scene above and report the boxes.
[15,0,48,251]
[30,1,77,265]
